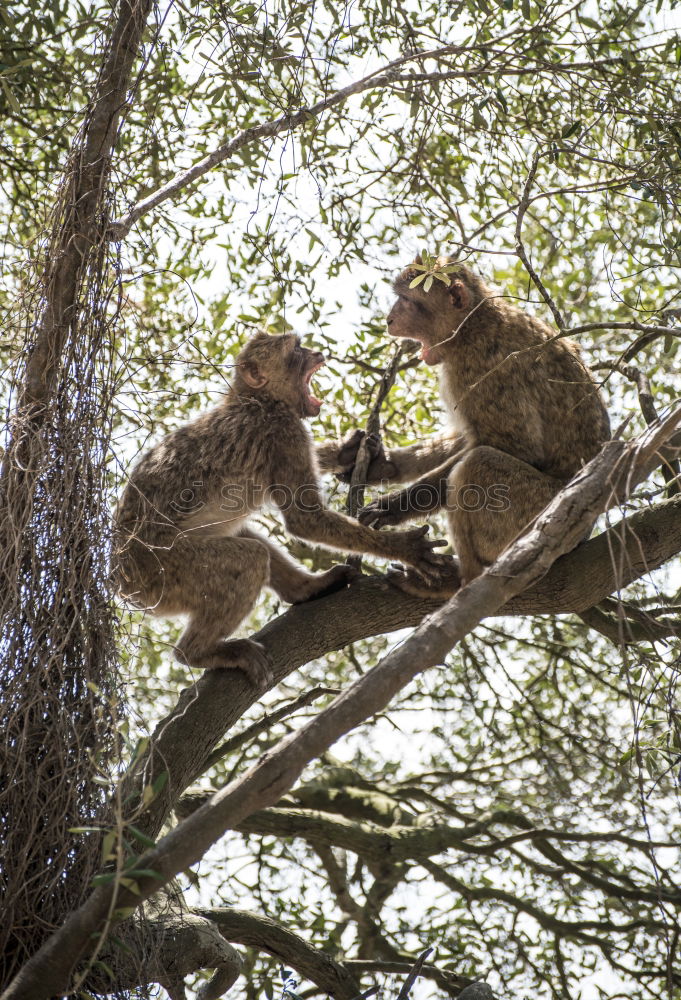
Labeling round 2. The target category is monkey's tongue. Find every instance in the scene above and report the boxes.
[420,344,435,363]
[305,363,324,414]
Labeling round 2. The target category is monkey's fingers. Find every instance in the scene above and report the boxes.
[386,566,459,600]
[358,503,400,528]
[405,524,430,538]
[336,428,366,468]
[413,548,457,580]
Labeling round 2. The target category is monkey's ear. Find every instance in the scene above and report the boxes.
[240,361,268,388]
[412,253,423,265]
[448,279,470,311]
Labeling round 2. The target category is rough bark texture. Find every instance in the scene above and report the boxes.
[201,909,362,1000]
[0,0,153,991]
[15,0,152,422]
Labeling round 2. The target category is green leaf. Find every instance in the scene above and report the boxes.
[101,830,117,862]
[561,120,583,139]
[123,868,165,880]
[409,274,426,288]
[91,872,117,886]
[472,106,487,129]
[127,825,157,849]
[130,736,149,766]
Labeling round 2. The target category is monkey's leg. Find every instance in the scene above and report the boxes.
[169,536,272,688]
[448,445,563,583]
[239,528,357,603]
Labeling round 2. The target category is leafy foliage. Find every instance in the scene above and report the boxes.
[1,1,680,998]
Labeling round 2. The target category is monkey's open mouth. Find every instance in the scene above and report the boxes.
[402,336,441,366]
[303,360,325,416]
[410,340,441,365]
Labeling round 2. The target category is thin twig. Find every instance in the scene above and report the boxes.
[199,687,338,773]
[514,150,566,330]
[595,361,680,496]
[345,343,411,569]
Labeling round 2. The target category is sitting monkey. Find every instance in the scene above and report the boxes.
[355,260,611,594]
[113,331,450,687]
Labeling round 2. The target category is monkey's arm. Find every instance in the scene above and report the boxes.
[357,454,464,528]
[317,429,465,485]
[368,434,465,485]
[316,430,366,476]
[239,527,357,603]
[278,485,450,578]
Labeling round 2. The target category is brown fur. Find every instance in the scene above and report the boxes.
[113,331,450,686]
[358,261,611,593]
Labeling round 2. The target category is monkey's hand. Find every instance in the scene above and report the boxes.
[388,525,453,580]
[358,489,411,528]
[293,563,360,603]
[387,560,461,600]
[336,431,397,483]
[213,638,272,692]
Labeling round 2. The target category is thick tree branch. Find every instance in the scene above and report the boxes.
[197,908,361,1000]
[96,911,242,1000]
[198,909,470,998]
[176,801,680,869]
[10,0,152,425]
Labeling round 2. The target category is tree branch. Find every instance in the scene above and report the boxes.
[197,908,361,1000]
[95,910,242,1000]
[128,488,681,843]
[109,45,473,239]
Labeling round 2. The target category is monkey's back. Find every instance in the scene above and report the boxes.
[443,301,610,481]
[115,395,312,540]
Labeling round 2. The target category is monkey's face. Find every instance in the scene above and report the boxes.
[387,264,475,366]
[387,284,451,366]
[237,332,326,418]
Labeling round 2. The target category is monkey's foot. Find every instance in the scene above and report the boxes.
[210,638,272,691]
[294,564,360,604]
[387,560,461,600]
[394,524,456,581]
